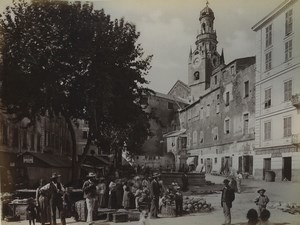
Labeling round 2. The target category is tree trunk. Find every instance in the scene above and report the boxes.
[64,116,78,184]
[79,132,93,166]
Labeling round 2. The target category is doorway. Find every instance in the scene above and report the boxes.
[238,155,253,175]
[282,157,292,181]
[263,158,271,180]
[205,158,212,173]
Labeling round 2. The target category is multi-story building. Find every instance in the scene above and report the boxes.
[165,3,257,175]
[252,0,300,181]
[133,92,188,169]
[0,94,74,189]
[180,57,256,175]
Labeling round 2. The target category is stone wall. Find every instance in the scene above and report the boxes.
[161,172,206,186]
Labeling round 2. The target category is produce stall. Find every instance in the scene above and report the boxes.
[1,189,83,221]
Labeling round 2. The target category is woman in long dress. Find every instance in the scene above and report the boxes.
[36,179,50,225]
[108,180,117,209]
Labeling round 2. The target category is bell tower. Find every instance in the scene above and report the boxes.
[188,1,221,100]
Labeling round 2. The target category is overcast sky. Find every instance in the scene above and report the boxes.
[0,0,283,93]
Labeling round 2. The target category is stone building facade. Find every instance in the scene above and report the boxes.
[0,97,74,189]
[133,92,188,169]
[170,3,257,175]
[180,58,256,175]
[252,0,300,181]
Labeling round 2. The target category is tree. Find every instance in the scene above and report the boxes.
[0,0,152,181]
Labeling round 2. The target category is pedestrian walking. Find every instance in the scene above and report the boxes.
[254,189,269,217]
[246,208,259,225]
[236,171,243,193]
[221,179,235,225]
[26,198,37,225]
[40,173,65,225]
[150,172,161,219]
[82,172,97,223]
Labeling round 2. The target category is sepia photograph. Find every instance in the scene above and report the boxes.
[0,0,299,225]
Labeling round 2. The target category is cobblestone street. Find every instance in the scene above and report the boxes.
[2,175,300,225]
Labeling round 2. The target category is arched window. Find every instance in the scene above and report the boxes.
[202,23,206,33]
[194,71,200,80]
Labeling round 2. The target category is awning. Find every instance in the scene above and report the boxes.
[81,164,105,170]
[18,152,72,168]
[163,129,186,138]
[78,155,110,168]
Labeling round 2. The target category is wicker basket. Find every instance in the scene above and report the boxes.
[161,205,176,217]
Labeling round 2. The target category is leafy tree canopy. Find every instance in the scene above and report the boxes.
[0,0,153,167]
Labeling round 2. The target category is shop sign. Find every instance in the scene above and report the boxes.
[23,155,34,164]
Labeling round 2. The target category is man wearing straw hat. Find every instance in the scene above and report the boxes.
[254,188,269,217]
[40,173,65,225]
[150,172,161,219]
[82,172,97,223]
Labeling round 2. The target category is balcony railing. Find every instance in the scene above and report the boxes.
[291,94,300,107]
[292,134,300,145]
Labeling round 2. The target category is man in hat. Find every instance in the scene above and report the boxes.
[150,172,161,218]
[221,179,235,225]
[40,173,65,225]
[82,172,97,223]
[254,188,269,217]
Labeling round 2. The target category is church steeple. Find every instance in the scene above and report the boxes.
[196,1,217,56]
[188,2,222,100]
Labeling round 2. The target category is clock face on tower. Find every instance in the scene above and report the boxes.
[193,57,200,68]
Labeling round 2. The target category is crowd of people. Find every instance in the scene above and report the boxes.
[29,171,186,225]
[81,171,185,222]
[21,169,276,225]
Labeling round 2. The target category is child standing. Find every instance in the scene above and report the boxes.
[26,198,36,225]
[254,189,269,217]
[174,186,183,216]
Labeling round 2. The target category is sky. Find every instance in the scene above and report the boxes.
[0,0,284,93]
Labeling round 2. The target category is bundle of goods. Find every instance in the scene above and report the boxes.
[269,202,300,215]
[74,200,87,221]
[182,197,214,213]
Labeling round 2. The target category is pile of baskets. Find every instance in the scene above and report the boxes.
[183,197,214,213]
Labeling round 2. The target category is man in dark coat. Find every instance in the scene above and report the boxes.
[150,172,161,218]
[40,173,65,225]
[221,179,235,225]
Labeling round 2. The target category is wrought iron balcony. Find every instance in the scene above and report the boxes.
[291,94,300,107]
